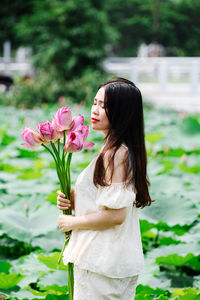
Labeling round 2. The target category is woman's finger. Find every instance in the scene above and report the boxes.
[57,196,70,204]
[57,190,66,198]
[70,189,75,210]
[57,198,71,206]
[57,204,69,210]
[57,201,71,210]
[57,205,70,210]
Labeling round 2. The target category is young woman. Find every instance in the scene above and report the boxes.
[57,77,153,299]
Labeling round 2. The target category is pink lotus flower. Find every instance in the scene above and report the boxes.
[64,129,94,153]
[52,107,74,132]
[70,114,84,131]
[20,107,95,286]
[181,154,188,163]
[21,127,45,149]
[74,124,89,140]
[37,121,61,143]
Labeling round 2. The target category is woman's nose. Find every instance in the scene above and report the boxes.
[92,105,99,115]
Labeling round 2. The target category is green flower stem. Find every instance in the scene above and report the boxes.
[41,144,65,192]
[51,142,67,194]
[66,153,73,213]
[68,263,74,300]
[42,141,74,299]
[58,139,60,158]
[62,130,66,167]
[47,140,74,298]
[65,154,70,200]
[42,143,57,163]
[57,231,71,267]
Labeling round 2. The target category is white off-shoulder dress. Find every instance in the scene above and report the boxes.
[63,148,145,300]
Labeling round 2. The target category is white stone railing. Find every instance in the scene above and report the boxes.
[102,57,200,94]
[0,61,33,77]
[0,41,33,76]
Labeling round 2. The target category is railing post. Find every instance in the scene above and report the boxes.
[190,60,199,94]
[130,63,138,85]
[3,41,11,63]
[158,59,168,93]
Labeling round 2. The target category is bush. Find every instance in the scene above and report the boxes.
[63,67,111,106]
[15,0,115,82]
[0,68,110,108]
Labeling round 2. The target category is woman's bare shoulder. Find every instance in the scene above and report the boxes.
[103,144,127,161]
[113,145,128,165]
[103,145,128,176]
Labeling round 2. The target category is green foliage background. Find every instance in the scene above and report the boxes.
[1,0,200,58]
[1,0,200,108]
[14,0,114,79]
[0,1,200,298]
[0,0,115,107]
[0,104,200,299]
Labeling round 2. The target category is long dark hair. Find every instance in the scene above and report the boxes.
[93,77,153,208]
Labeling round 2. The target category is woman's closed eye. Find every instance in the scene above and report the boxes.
[93,102,105,109]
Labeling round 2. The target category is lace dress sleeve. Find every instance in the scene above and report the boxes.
[96,183,136,209]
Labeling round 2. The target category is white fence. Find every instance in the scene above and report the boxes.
[1,41,200,95]
[0,41,33,76]
[102,57,200,94]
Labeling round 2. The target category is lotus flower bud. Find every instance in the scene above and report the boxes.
[37,121,62,143]
[21,127,44,149]
[52,107,74,132]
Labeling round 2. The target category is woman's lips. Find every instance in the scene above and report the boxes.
[91,118,99,123]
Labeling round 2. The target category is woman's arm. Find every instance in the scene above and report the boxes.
[73,206,126,230]
[57,190,126,231]
[57,146,128,232]
[58,207,126,232]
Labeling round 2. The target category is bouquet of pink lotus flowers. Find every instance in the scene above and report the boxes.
[21,106,94,300]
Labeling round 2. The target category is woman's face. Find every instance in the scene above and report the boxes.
[91,87,110,135]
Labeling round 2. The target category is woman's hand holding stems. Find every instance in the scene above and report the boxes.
[57,190,126,232]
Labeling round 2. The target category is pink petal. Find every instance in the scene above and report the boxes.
[83,142,95,149]
[21,143,36,149]
[70,114,84,131]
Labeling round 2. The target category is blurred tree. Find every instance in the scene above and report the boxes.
[153,0,160,42]
[171,0,200,56]
[15,0,116,80]
[104,0,200,56]
[0,0,32,51]
[104,0,154,56]
[1,0,200,62]
[157,0,200,56]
